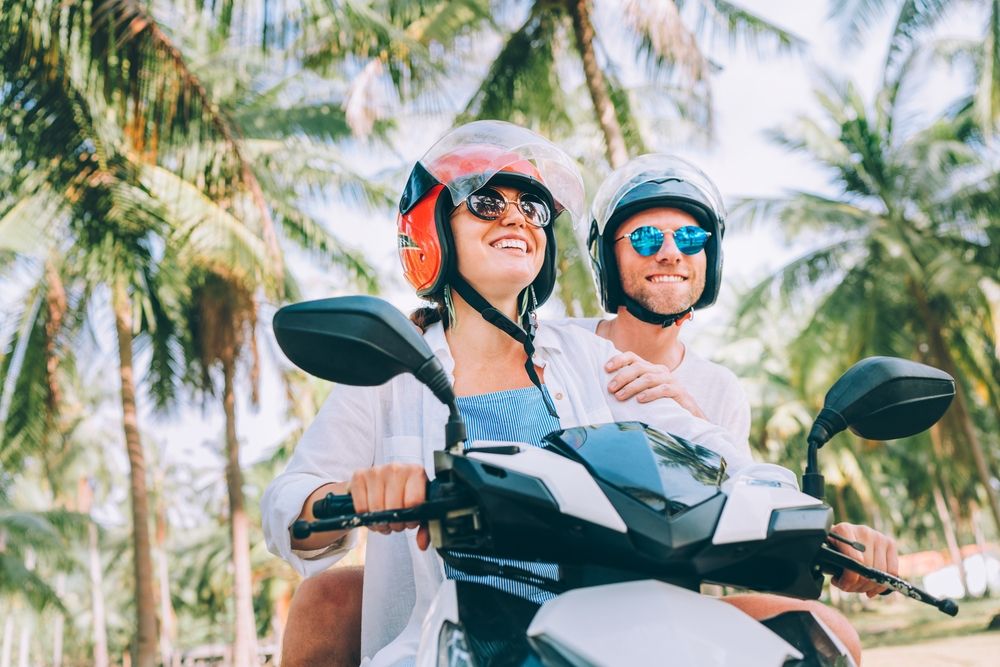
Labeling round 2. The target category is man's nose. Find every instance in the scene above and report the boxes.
[654,231,682,261]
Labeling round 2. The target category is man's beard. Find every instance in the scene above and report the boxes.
[621,273,706,315]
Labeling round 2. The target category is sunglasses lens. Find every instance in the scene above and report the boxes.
[519,193,551,227]
[629,226,664,256]
[673,226,709,255]
[467,189,505,219]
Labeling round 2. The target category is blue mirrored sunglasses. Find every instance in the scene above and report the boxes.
[615,225,711,256]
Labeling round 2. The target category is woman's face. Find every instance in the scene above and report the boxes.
[449,184,547,302]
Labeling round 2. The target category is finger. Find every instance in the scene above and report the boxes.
[348,473,369,514]
[608,363,649,392]
[398,468,427,532]
[383,465,408,532]
[366,470,391,535]
[835,571,862,592]
[417,524,430,551]
[605,352,638,373]
[614,373,664,401]
[403,468,428,507]
[637,383,681,404]
[887,540,900,577]
[869,536,889,595]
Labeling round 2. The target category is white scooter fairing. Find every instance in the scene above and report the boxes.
[415,578,810,667]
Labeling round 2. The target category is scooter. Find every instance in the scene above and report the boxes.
[273,295,959,667]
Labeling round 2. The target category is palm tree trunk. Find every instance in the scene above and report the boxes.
[16,618,29,667]
[43,260,66,416]
[223,355,258,667]
[112,281,159,667]
[53,573,66,667]
[568,0,629,168]
[155,472,176,667]
[910,280,1000,533]
[88,520,110,667]
[1,614,13,667]
[928,425,970,592]
[932,476,969,591]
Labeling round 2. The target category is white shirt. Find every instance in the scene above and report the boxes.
[262,320,760,666]
[569,317,752,442]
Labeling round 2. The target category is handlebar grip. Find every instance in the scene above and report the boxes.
[313,492,355,519]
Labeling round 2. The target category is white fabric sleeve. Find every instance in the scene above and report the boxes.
[580,336,752,471]
[261,382,380,577]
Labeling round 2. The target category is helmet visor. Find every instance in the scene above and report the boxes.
[419,120,586,228]
[591,154,726,234]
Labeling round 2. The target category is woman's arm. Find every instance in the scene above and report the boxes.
[261,383,379,576]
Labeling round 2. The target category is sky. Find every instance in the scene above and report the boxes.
[2,1,982,510]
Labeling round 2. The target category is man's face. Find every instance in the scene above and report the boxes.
[613,208,707,315]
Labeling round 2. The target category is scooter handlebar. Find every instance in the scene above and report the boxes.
[291,482,473,540]
[817,544,959,616]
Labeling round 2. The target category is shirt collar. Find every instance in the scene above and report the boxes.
[424,321,455,376]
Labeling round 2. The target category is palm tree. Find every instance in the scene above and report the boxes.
[1,2,281,662]
[732,64,1000,535]
[3,4,388,664]
[834,0,1000,132]
[462,1,803,167]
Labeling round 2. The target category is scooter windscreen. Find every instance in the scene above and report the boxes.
[544,422,726,517]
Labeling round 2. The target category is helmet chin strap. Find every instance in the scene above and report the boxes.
[449,277,560,419]
[623,295,694,328]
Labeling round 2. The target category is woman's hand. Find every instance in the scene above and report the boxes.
[829,522,899,597]
[605,352,707,419]
[349,463,432,550]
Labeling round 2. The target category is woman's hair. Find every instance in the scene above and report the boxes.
[409,291,451,332]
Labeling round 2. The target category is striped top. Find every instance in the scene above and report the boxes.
[445,385,562,604]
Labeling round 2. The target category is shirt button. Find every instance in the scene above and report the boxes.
[555,392,564,400]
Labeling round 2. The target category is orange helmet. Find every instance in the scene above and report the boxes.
[397,121,585,307]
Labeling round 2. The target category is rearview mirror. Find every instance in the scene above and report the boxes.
[272,296,456,409]
[810,356,955,446]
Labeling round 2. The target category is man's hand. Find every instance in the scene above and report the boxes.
[349,463,432,550]
[829,522,899,597]
[605,351,707,419]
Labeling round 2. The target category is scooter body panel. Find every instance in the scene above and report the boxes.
[526,580,803,666]
[713,479,825,545]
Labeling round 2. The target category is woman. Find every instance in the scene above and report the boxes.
[262,121,769,666]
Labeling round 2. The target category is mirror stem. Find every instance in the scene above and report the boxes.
[803,439,825,500]
[446,406,467,454]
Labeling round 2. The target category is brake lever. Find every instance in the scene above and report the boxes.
[817,544,959,616]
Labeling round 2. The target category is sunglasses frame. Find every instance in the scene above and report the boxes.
[463,186,553,228]
[615,224,712,257]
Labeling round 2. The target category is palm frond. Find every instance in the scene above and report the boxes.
[270,202,379,294]
[621,0,710,85]
[693,0,806,57]
[459,5,571,134]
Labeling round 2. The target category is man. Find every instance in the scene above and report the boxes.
[280,155,887,665]
[587,154,889,663]
[584,153,749,445]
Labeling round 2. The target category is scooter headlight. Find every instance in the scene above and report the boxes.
[437,620,476,667]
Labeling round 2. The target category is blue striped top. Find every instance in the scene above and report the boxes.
[445,385,562,604]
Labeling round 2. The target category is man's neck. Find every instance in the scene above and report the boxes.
[598,308,686,371]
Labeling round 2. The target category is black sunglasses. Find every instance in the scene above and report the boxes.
[463,187,552,228]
